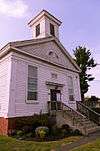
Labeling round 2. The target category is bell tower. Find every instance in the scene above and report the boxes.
[28,10,62,39]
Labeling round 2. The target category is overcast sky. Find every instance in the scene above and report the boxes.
[0,0,100,97]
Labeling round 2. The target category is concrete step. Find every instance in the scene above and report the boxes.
[87,126,100,134]
[57,109,99,135]
[82,121,96,125]
[85,125,97,129]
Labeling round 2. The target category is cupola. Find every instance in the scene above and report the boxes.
[28,10,62,39]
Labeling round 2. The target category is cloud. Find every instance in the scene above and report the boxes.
[0,0,29,18]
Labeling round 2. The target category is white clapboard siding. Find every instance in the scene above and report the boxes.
[7,52,81,118]
[0,54,12,117]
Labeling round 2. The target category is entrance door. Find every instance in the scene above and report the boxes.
[50,89,61,110]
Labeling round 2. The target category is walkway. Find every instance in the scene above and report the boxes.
[59,130,100,151]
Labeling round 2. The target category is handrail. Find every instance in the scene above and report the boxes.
[77,101,100,116]
[61,102,88,129]
[48,101,94,134]
[76,101,100,125]
[61,102,83,117]
[48,101,85,119]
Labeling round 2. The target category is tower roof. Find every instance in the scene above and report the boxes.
[28,10,62,27]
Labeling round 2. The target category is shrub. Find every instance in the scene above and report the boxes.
[38,130,46,139]
[16,130,24,137]
[25,132,33,138]
[35,126,49,139]
[22,125,33,134]
[73,129,82,135]
[15,114,56,131]
[61,128,67,137]
[51,126,62,138]
[61,124,73,136]
[61,124,70,130]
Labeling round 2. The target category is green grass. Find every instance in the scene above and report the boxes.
[0,135,81,151]
[72,138,100,151]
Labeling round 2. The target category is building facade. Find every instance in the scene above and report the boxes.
[0,10,81,135]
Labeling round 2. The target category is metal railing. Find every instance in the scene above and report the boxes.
[76,101,100,125]
[48,101,85,126]
[61,102,83,117]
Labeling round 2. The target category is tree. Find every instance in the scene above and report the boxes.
[73,46,97,101]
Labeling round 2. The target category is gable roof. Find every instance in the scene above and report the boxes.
[0,36,81,73]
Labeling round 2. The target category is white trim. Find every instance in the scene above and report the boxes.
[25,64,38,104]
[0,37,81,73]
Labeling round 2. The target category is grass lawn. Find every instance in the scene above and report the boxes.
[72,138,100,151]
[0,135,81,151]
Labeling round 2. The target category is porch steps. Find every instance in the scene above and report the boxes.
[56,104,100,135]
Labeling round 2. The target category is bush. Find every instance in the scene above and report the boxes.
[73,129,82,136]
[38,130,46,139]
[61,128,67,137]
[15,114,52,130]
[25,132,33,138]
[16,130,24,137]
[35,126,49,139]
[61,124,70,130]
[22,125,33,134]
[61,124,73,136]
[50,126,63,138]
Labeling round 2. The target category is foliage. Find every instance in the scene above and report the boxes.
[89,96,99,102]
[73,46,97,100]
[15,114,56,131]
[61,124,73,136]
[16,130,24,137]
[84,96,99,108]
[92,108,100,114]
[50,125,74,138]
[38,130,46,140]
[35,126,49,139]
[51,126,62,138]
[32,114,56,129]
[25,132,33,138]
[73,129,82,136]
[12,116,82,141]
[22,125,33,134]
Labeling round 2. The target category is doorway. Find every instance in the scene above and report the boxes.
[50,89,61,110]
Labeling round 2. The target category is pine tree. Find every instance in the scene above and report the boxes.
[73,46,97,101]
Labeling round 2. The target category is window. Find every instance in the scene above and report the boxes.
[27,65,38,101]
[36,24,40,37]
[68,76,74,101]
[50,23,55,36]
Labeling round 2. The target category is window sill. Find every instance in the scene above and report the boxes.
[25,100,39,104]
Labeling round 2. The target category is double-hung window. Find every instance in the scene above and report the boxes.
[27,65,38,101]
[36,24,40,37]
[50,23,55,36]
[68,76,74,101]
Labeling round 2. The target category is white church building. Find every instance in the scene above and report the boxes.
[0,10,82,135]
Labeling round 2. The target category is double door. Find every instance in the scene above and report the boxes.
[50,89,61,110]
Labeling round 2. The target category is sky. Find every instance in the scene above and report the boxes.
[0,0,100,97]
